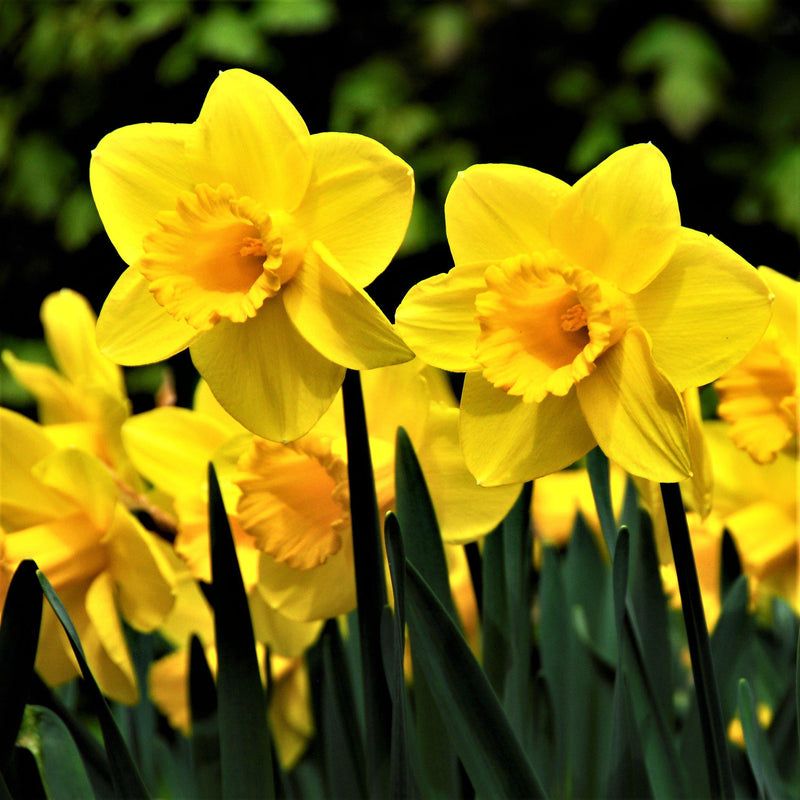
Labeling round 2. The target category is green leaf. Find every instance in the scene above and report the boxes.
[738,679,792,800]
[0,560,42,771]
[394,426,460,800]
[342,370,392,795]
[403,559,546,799]
[19,705,95,800]
[36,569,151,800]
[382,514,418,800]
[207,463,273,800]
[320,620,367,800]
[586,447,617,555]
[188,635,220,800]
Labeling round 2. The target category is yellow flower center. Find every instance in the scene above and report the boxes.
[136,183,306,330]
[234,435,351,571]
[474,252,629,403]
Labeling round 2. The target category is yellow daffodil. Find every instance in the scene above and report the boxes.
[395,144,771,484]
[122,361,519,624]
[716,266,798,464]
[0,408,176,703]
[2,289,140,489]
[91,68,414,442]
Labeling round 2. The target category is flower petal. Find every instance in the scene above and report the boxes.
[394,261,488,371]
[577,327,691,481]
[417,402,522,543]
[630,228,772,390]
[282,242,412,370]
[445,164,569,264]
[90,122,193,265]
[84,571,139,703]
[460,372,596,485]
[122,408,232,498]
[291,131,414,287]
[256,541,356,623]
[0,409,75,530]
[41,290,125,397]
[247,590,324,657]
[107,505,176,632]
[187,69,313,211]
[551,143,680,293]
[190,297,345,442]
[96,267,202,365]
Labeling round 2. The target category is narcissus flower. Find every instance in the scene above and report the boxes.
[91,68,413,442]
[396,144,772,484]
[716,266,798,464]
[0,409,176,703]
[2,289,139,489]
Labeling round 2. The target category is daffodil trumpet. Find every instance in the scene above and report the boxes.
[660,481,734,800]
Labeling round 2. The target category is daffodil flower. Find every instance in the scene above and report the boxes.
[396,144,772,484]
[716,266,798,464]
[91,68,414,442]
[121,361,520,623]
[0,408,176,703]
[2,289,139,489]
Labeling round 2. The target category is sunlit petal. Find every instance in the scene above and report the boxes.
[630,229,772,391]
[186,69,312,211]
[97,267,201,365]
[551,143,680,293]
[577,327,691,481]
[90,122,193,265]
[292,132,414,287]
[190,298,345,442]
[446,164,568,264]
[247,589,324,657]
[460,372,595,485]
[283,242,412,370]
[394,261,488,371]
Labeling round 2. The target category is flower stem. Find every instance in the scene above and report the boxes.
[341,369,391,795]
[660,482,734,800]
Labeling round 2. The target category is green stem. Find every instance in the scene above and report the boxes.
[660,482,734,800]
[341,369,391,796]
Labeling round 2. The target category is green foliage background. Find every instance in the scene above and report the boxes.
[1,0,799,405]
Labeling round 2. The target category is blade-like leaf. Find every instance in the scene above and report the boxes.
[0,560,42,771]
[586,447,617,555]
[19,705,95,800]
[404,559,546,799]
[188,635,220,800]
[342,370,391,796]
[36,569,150,800]
[207,463,273,800]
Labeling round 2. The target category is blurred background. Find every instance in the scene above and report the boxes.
[1,0,799,409]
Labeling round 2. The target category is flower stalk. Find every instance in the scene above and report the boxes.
[660,481,734,800]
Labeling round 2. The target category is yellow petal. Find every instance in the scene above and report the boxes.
[630,228,772,390]
[149,650,191,734]
[35,601,81,687]
[292,131,414,287]
[0,409,76,530]
[459,372,596,485]
[158,562,215,649]
[107,505,176,632]
[282,242,412,370]
[416,402,522,543]
[445,164,569,264]
[256,541,356,622]
[551,143,680,293]
[33,448,117,531]
[576,327,691,481]
[84,571,139,703]
[761,266,798,355]
[189,298,345,442]
[41,290,125,398]
[96,267,201,365]
[394,262,488,371]
[186,69,313,212]
[122,408,232,498]
[247,589,324,657]
[90,122,193,265]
